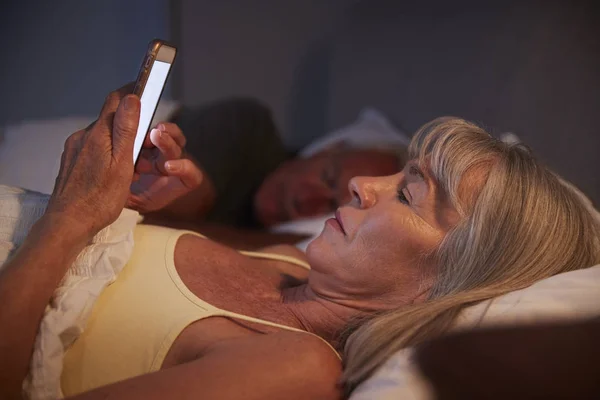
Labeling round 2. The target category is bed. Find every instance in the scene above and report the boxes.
[2,1,600,398]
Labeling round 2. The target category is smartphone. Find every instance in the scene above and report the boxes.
[132,39,177,164]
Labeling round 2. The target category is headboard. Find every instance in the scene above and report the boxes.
[175,0,600,204]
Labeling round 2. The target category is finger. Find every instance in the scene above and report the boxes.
[147,128,183,176]
[142,121,185,149]
[156,122,186,148]
[84,119,98,133]
[98,83,136,121]
[64,129,85,150]
[112,94,141,160]
[142,131,155,149]
[164,159,203,189]
[126,194,147,212]
[91,83,136,139]
[150,128,182,161]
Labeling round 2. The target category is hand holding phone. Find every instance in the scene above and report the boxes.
[132,39,177,164]
[127,40,205,214]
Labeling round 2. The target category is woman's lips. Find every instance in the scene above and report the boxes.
[334,210,346,234]
[326,217,344,233]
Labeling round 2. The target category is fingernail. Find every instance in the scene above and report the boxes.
[158,123,166,131]
[123,95,138,112]
[165,161,179,172]
[151,128,162,139]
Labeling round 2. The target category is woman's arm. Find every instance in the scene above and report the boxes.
[0,214,93,397]
[0,87,141,399]
[69,331,342,400]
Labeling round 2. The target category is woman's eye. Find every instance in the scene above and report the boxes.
[397,188,409,204]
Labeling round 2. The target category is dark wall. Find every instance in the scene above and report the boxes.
[326,0,600,204]
[0,0,170,126]
[175,1,599,202]
[176,0,354,148]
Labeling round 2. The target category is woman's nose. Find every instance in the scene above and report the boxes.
[348,176,377,209]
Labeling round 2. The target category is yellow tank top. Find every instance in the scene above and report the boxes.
[61,224,338,396]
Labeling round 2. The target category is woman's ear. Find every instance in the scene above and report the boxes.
[414,289,431,304]
[412,264,437,304]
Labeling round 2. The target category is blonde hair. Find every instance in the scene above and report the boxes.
[341,117,600,394]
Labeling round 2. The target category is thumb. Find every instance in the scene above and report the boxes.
[112,94,141,160]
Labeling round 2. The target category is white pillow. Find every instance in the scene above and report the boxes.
[0,101,179,194]
[299,107,410,158]
[269,213,333,251]
[350,264,600,399]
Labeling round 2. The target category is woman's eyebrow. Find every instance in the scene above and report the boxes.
[408,164,426,180]
[407,162,439,200]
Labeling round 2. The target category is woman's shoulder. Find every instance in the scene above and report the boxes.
[212,330,342,396]
[264,330,341,366]
[77,328,343,399]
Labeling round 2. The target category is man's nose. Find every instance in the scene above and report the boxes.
[295,184,335,217]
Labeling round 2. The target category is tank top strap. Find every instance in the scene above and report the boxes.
[213,309,340,359]
[173,229,311,270]
[238,250,311,270]
[166,229,338,359]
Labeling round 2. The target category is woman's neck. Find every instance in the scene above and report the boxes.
[280,284,368,348]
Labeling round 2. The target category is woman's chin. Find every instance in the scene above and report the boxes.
[305,239,316,257]
[304,231,329,264]
[305,227,325,250]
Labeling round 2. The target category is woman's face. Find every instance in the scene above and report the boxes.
[306,161,462,310]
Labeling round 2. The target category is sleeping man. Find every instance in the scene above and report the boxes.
[132,99,409,248]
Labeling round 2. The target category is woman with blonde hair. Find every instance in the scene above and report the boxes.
[341,117,600,393]
[0,87,598,400]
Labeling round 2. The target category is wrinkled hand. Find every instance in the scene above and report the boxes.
[127,122,203,213]
[47,86,141,237]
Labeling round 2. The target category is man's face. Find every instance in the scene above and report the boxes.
[253,148,401,226]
